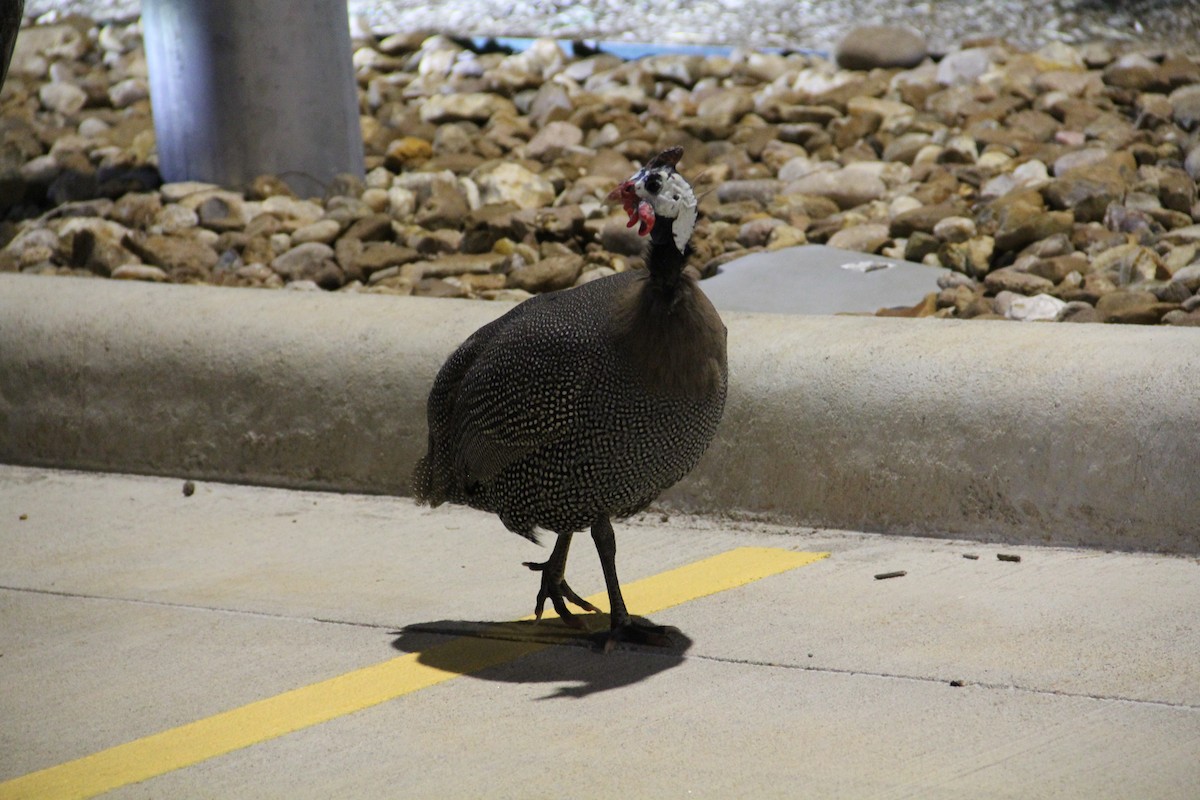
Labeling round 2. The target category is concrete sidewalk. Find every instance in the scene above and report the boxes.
[2,465,1197,798]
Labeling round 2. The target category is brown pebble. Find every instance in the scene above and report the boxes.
[182,480,195,497]
[962,553,980,560]
[19,513,28,521]
[997,553,1022,562]
[949,680,964,687]
[874,570,907,580]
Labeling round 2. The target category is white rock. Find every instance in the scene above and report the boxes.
[387,187,417,218]
[933,216,977,243]
[39,82,87,114]
[261,195,324,224]
[161,181,221,202]
[108,77,150,109]
[361,188,390,213]
[155,204,200,234]
[291,219,342,245]
[364,166,393,190]
[19,154,60,183]
[78,117,111,138]
[112,264,168,282]
[474,162,556,209]
[419,93,517,124]
[5,227,60,259]
[1000,292,1066,322]
[54,216,131,244]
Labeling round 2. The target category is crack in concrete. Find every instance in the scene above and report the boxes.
[6,584,1197,713]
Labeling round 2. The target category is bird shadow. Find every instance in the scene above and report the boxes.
[390,615,693,699]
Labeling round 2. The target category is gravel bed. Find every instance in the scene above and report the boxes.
[2,16,1199,325]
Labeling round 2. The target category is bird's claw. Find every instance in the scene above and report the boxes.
[523,559,599,629]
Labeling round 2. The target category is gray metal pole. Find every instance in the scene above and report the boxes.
[141,0,364,198]
[1,0,24,91]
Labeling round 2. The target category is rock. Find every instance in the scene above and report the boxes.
[978,189,1072,253]
[1103,53,1163,91]
[352,242,420,279]
[1028,252,1088,284]
[1052,148,1111,178]
[1095,289,1173,324]
[261,195,325,227]
[984,267,1055,296]
[39,82,87,114]
[155,204,199,234]
[1044,151,1136,222]
[195,196,245,232]
[599,218,645,256]
[826,223,890,254]
[905,231,941,262]
[341,214,392,242]
[738,218,786,248]
[384,136,433,169]
[835,25,927,71]
[419,93,517,124]
[1089,244,1168,285]
[414,178,471,229]
[890,202,967,238]
[161,181,221,203]
[507,254,583,292]
[785,169,885,210]
[716,180,783,205]
[270,242,342,288]
[474,162,556,210]
[1058,301,1102,323]
[108,77,149,109]
[1185,146,1200,182]
[124,232,218,278]
[936,47,999,86]
[10,24,89,76]
[932,216,976,243]
[111,264,168,282]
[416,252,507,278]
[997,291,1066,321]
[291,218,343,245]
[525,121,583,161]
[1163,309,1200,326]
[67,228,137,276]
[938,236,994,278]
[1170,263,1200,291]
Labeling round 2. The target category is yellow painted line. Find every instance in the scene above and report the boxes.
[0,547,827,800]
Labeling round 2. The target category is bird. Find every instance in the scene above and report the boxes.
[412,146,727,650]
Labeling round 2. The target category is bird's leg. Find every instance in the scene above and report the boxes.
[523,532,600,628]
[591,515,674,652]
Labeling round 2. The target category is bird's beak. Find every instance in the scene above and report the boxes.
[608,181,655,237]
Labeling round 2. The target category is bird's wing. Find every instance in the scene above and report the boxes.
[443,293,602,487]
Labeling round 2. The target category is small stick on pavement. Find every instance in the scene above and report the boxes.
[997,553,1022,562]
[962,553,979,560]
[874,570,907,580]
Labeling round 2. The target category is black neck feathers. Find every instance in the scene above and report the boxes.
[646,219,689,292]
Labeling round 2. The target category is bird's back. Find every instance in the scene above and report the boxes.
[412,268,727,539]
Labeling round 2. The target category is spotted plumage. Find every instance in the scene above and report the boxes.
[413,147,727,649]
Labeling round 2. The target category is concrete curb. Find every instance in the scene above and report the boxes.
[2,273,1197,553]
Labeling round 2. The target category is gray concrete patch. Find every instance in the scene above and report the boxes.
[2,467,1198,797]
[1,274,1198,554]
[703,244,949,314]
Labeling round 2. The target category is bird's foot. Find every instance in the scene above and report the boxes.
[600,619,675,653]
[523,559,600,629]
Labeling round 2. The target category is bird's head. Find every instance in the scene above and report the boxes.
[607,146,697,256]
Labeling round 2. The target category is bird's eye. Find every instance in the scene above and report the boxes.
[644,173,662,195]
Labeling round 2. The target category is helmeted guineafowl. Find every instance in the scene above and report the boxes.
[412,147,727,649]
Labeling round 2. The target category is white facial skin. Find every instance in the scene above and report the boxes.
[640,170,697,254]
